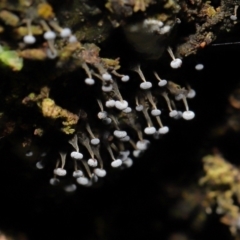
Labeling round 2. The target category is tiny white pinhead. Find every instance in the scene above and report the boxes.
[158,80,167,87]
[77,177,89,185]
[121,75,130,82]
[54,168,67,176]
[105,100,116,108]
[158,126,169,134]
[91,138,100,145]
[182,111,195,120]
[111,159,122,168]
[85,78,95,85]
[151,109,161,116]
[115,100,128,110]
[144,127,156,135]
[60,28,72,38]
[140,81,152,90]
[170,58,182,69]
[23,35,36,44]
[102,73,112,81]
[70,151,83,160]
[94,168,106,177]
[169,110,178,118]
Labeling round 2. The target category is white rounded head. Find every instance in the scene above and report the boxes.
[170,58,182,69]
[68,35,78,43]
[140,81,152,90]
[114,130,127,139]
[136,139,150,151]
[169,110,178,118]
[94,168,106,177]
[98,111,107,119]
[76,177,89,185]
[60,28,72,38]
[115,100,128,110]
[230,15,237,21]
[105,100,116,108]
[43,31,56,40]
[102,73,112,81]
[133,149,142,158]
[123,107,132,113]
[54,168,67,176]
[195,64,204,71]
[90,138,100,145]
[124,158,133,168]
[144,127,156,135]
[70,151,83,160]
[88,158,98,167]
[187,89,196,99]
[85,78,95,85]
[158,126,169,134]
[36,161,44,169]
[151,109,161,116]
[111,159,123,168]
[49,178,60,186]
[121,75,130,82]
[73,170,83,178]
[182,110,195,120]
[102,84,113,92]
[158,80,167,87]
[135,105,143,111]
[23,35,36,44]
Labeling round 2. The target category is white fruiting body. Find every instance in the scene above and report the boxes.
[121,75,130,82]
[169,110,178,118]
[85,78,95,85]
[144,127,156,135]
[195,64,204,71]
[159,126,169,134]
[94,168,106,177]
[182,111,195,120]
[106,100,116,108]
[115,100,128,110]
[102,73,112,81]
[136,140,150,151]
[54,168,67,176]
[140,81,152,90]
[151,109,161,116]
[77,177,89,185]
[88,158,98,167]
[90,138,100,145]
[114,130,127,139]
[70,151,83,160]
[111,159,123,168]
[60,28,72,38]
[73,170,83,178]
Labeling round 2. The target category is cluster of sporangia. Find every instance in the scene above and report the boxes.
[44,69,195,190]
[0,1,196,191]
